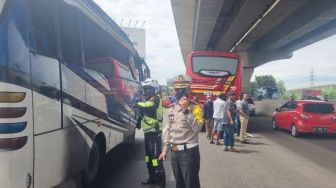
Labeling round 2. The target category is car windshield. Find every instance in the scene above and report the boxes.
[303,103,335,114]
[192,56,239,76]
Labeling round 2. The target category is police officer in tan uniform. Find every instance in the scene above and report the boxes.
[159,75,203,188]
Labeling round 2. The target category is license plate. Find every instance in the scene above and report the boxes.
[315,127,328,132]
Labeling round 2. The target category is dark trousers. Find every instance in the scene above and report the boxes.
[171,146,200,188]
[144,132,166,185]
[223,125,235,147]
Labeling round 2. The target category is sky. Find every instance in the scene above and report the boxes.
[94,0,336,89]
[94,0,185,85]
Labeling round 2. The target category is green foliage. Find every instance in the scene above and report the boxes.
[282,91,300,100]
[276,80,286,95]
[321,87,336,101]
[249,81,257,96]
[255,75,277,88]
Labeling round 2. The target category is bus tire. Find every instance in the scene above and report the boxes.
[82,141,101,186]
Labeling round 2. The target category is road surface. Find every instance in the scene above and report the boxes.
[93,110,336,188]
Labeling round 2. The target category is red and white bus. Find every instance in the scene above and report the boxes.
[186,51,243,103]
[0,0,149,187]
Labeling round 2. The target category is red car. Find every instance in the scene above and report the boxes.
[272,100,336,137]
[162,96,174,108]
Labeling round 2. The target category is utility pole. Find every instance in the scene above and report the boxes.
[310,68,315,87]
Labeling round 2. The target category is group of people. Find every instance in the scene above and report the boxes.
[135,74,251,188]
[135,75,203,188]
[203,92,251,151]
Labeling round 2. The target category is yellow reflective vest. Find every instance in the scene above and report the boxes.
[136,95,163,134]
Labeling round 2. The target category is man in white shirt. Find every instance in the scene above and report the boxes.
[210,94,226,145]
[235,95,243,136]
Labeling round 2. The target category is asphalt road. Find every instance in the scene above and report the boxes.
[92,110,336,188]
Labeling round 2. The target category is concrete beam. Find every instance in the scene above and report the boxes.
[239,50,293,68]
[216,0,272,51]
[236,0,306,51]
[171,0,196,63]
[242,67,254,93]
[193,0,225,50]
[257,0,336,51]
[280,19,336,52]
[238,52,254,93]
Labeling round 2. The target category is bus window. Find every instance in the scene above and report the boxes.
[142,63,150,79]
[58,1,82,67]
[129,56,139,81]
[0,0,30,88]
[85,60,114,78]
[192,56,238,77]
[29,0,58,58]
[29,0,61,99]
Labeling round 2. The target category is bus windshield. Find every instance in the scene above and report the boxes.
[192,56,239,77]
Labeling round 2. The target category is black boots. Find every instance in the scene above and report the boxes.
[141,176,166,188]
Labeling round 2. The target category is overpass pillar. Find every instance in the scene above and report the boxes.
[238,52,254,93]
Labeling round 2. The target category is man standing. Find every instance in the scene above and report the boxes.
[159,75,203,188]
[239,93,250,144]
[222,93,238,152]
[203,95,214,140]
[136,78,166,188]
[210,94,225,145]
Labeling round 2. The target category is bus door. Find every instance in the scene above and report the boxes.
[28,0,65,187]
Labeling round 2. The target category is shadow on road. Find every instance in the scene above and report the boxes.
[237,149,260,154]
[249,114,336,174]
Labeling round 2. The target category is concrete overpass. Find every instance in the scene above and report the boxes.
[171,0,336,92]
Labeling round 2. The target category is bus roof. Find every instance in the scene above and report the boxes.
[71,0,138,56]
[189,51,241,59]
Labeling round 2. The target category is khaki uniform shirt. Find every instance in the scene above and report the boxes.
[163,103,202,153]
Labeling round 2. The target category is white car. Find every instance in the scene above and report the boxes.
[248,98,256,116]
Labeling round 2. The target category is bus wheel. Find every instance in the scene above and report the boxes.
[82,141,101,186]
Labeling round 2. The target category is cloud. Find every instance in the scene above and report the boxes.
[94,0,185,85]
[94,0,336,89]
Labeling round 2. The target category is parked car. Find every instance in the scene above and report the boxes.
[162,96,174,108]
[272,100,336,137]
[248,98,256,116]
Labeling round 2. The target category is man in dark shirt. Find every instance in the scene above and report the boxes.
[222,93,238,152]
[203,95,214,140]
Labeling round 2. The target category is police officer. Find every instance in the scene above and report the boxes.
[136,78,166,188]
[159,75,203,188]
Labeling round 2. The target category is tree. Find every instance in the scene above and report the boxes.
[282,91,300,100]
[249,81,257,97]
[255,75,277,88]
[276,80,286,95]
[321,87,336,101]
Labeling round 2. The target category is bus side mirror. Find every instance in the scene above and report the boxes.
[275,108,280,112]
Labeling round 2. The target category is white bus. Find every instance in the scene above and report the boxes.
[0,0,149,187]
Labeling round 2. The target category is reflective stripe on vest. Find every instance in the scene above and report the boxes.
[142,95,163,133]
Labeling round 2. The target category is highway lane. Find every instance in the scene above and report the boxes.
[92,110,336,188]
